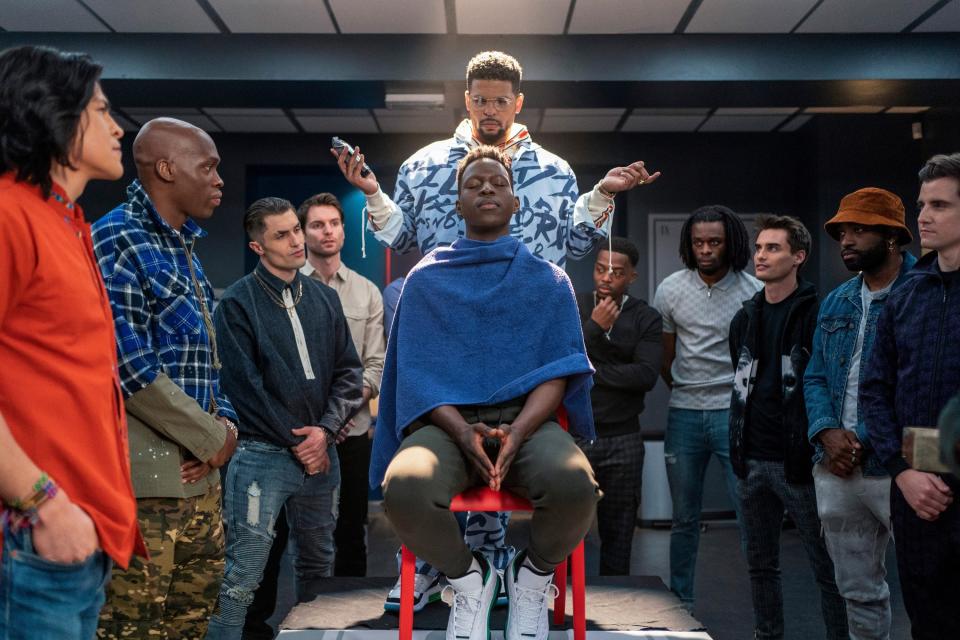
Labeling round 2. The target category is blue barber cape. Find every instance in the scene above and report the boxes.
[370,235,595,488]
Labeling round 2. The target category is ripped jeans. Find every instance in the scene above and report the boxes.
[813,463,892,640]
[206,439,340,640]
[664,407,742,606]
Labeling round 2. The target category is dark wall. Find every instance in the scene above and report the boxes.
[79,111,960,296]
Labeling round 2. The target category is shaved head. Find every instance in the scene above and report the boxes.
[133,117,224,227]
[133,117,211,177]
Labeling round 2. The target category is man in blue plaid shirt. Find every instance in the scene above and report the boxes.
[93,118,239,640]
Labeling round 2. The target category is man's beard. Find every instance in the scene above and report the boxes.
[476,122,506,144]
[843,241,888,273]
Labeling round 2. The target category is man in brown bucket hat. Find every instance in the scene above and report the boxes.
[804,187,915,639]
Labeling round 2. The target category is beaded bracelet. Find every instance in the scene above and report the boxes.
[4,473,59,532]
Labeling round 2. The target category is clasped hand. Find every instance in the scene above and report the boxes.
[454,421,529,492]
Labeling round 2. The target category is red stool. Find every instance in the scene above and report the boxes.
[398,409,586,640]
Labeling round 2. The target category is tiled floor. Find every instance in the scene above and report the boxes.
[267,506,911,640]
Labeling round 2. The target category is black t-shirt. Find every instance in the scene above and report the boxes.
[746,289,799,460]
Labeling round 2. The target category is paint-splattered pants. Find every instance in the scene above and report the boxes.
[98,488,224,640]
[205,439,340,640]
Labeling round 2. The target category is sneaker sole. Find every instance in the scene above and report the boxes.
[384,589,443,613]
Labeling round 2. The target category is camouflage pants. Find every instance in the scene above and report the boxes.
[98,488,225,640]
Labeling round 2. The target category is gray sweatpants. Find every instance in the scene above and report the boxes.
[382,405,599,578]
[813,463,892,640]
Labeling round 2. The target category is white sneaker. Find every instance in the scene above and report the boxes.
[443,553,500,640]
[384,572,443,612]
[505,552,559,640]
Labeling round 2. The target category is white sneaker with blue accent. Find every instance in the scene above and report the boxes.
[384,573,443,612]
[505,552,558,640]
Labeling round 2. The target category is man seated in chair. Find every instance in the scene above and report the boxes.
[373,145,600,640]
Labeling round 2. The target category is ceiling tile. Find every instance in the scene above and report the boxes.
[296,115,380,133]
[713,107,799,116]
[456,0,567,34]
[292,108,373,117]
[544,108,626,117]
[203,108,287,117]
[779,114,813,131]
[797,0,939,33]
[631,108,710,116]
[331,0,446,33]
[698,114,790,132]
[212,115,298,133]
[373,109,456,133]
[914,0,960,31]
[687,0,816,33]
[620,114,707,132]
[885,106,931,114]
[208,0,335,33]
[804,106,886,114]
[540,108,625,132]
[113,113,141,132]
[568,0,690,34]
[0,0,109,31]
[121,108,222,131]
[83,0,219,32]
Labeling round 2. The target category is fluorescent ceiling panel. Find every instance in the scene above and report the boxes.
[621,115,707,132]
[568,0,690,34]
[713,108,799,116]
[373,109,456,133]
[540,108,625,132]
[914,0,960,32]
[779,114,813,132]
[83,0,219,32]
[296,115,380,133]
[208,0,335,33]
[0,0,109,31]
[331,0,446,33]
[456,0,567,34]
[885,106,931,114]
[686,0,817,33]
[699,114,791,132]
[797,0,939,33]
[804,106,885,114]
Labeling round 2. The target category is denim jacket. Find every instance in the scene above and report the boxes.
[804,252,917,476]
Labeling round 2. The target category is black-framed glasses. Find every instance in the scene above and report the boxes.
[469,95,514,112]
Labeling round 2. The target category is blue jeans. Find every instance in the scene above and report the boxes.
[664,407,742,606]
[0,520,112,640]
[206,439,340,640]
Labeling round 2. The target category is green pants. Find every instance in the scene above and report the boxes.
[382,406,599,578]
[97,487,224,640]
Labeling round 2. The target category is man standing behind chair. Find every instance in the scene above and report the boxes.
[862,153,960,639]
[577,237,662,576]
[729,215,847,639]
[299,192,386,577]
[206,198,363,639]
[651,205,760,608]
[335,51,658,607]
[93,118,239,639]
[803,188,916,639]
